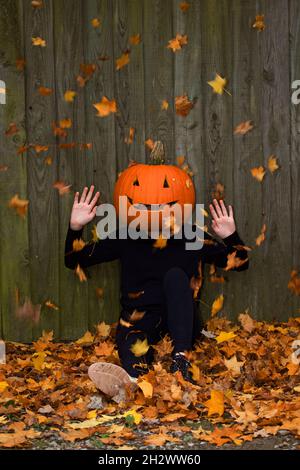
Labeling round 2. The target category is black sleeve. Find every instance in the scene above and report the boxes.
[64,222,121,270]
[201,230,249,271]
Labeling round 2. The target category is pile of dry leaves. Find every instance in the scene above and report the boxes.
[0,312,300,449]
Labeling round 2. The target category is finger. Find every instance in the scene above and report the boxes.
[74,191,79,205]
[85,185,95,205]
[80,186,88,203]
[89,191,100,209]
[213,199,223,218]
[228,205,234,218]
[219,199,228,217]
[209,204,219,222]
[212,220,219,231]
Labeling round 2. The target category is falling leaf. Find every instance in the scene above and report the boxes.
[5,122,19,136]
[8,194,29,218]
[211,182,225,200]
[75,264,87,282]
[215,331,236,344]
[31,0,43,7]
[53,181,72,195]
[145,138,155,150]
[211,294,224,317]
[208,74,230,95]
[238,311,256,333]
[16,58,26,70]
[180,2,190,12]
[128,291,144,299]
[64,90,77,102]
[72,239,86,252]
[91,18,101,28]
[268,155,279,174]
[124,127,135,144]
[129,309,146,322]
[138,380,153,398]
[161,100,169,110]
[129,34,141,45]
[32,36,46,47]
[251,166,266,182]
[224,252,248,271]
[288,270,300,296]
[95,287,104,299]
[167,34,188,52]
[205,390,224,417]
[93,96,117,117]
[130,338,149,357]
[33,145,49,154]
[38,86,53,96]
[253,14,265,32]
[119,318,133,328]
[234,120,254,135]
[255,224,266,246]
[175,94,194,116]
[45,300,59,311]
[153,235,168,249]
[59,118,72,128]
[116,52,130,71]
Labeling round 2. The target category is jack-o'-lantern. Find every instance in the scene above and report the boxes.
[113,141,195,231]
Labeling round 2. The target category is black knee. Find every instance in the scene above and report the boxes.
[163,267,190,293]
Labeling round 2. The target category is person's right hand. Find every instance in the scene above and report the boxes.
[70,185,100,230]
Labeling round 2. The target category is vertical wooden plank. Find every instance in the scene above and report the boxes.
[53,0,89,340]
[259,0,292,320]
[290,0,300,314]
[143,0,175,162]
[82,0,120,330]
[173,0,205,198]
[199,0,236,320]
[23,0,60,339]
[0,0,32,341]
[230,0,266,319]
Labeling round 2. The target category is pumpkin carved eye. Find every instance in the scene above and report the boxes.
[133,177,139,186]
[163,176,169,188]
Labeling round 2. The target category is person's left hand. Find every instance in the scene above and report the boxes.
[209,199,236,239]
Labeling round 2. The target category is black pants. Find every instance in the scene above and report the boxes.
[116,267,203,377]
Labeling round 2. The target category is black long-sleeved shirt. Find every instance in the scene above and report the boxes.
[64,223,249,309]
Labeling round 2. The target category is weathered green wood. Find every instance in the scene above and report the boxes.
[289,0,300,315]
[53,0,89,340]
[83,0,120,331]
[0,0,32,341]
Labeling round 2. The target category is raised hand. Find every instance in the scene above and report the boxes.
[70,185,100,231]
[209,199,236,239]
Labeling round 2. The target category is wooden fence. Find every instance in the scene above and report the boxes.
[0,0,299,341]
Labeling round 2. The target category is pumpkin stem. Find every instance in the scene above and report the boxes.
[149,141,165,164]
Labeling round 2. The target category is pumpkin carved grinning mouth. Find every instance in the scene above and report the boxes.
[126,195,179,210]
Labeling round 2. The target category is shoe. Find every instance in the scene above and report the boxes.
[170,353,196,384]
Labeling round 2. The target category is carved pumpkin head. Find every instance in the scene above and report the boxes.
[113,142,195,230]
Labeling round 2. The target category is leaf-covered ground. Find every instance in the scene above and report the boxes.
[0,313,300,450]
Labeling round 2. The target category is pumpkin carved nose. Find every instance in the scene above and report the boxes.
[133,178,139,186]
[163,177,169,188]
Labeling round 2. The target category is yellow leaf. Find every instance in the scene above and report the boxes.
[86,410,97,419]
[138,380,153,398]
[93,96,117,117]
[32,351,47,371]
[68,414,121,429]
[0,381,8,393]
[64,90,77,102]
[91,18,101,28]
[205,390,224,417]
[32,36,46,47]
[268,155,279,174]
[253,14,265,32]
[208,73,229,95]
[211,294,224,317]
[153,235,168,249]
[215,331,236,344]
[123,410,142,425]
[76,331,94,345]
[224,355,244,376]
[130,338,149,357]
[116,52,130,71]
[251,166,266,182]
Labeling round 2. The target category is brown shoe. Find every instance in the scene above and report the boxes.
[88,362,133,397]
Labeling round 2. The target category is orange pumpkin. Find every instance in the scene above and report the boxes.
[113,143,195,229]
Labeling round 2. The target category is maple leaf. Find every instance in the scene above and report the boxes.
[123,409,142,425]
[215,331,236,343]
[130,338,149,357]
[96,321,110,338]
[152,335,174,356]
[32,36,46,47]
[167,34,188,52]
[234,120,254,135]
[8,194,29,218]
[16,58,26,70]
[253,14,265,32]
[129,34,141,45]
[138,380,153,398]
[211,294,224,317]
[72,239,86,252]
[91,18,101,28]
[59,429,91,442]
[205,390,224,417]
[94,341,115,357]
[64,90,77,102]
[38,86,53,96]
[124,127,135,144]
[75,264,87,282]
[251,166,266,182]
[76,331,94,345]
[288,270,300,296]
[175,94,194,116]
[268,155,279,174]
[238,311,256,332]
[161,100,169,110]
[153,235,168,249]
[211,182,225,200]
[33,145,49,153]
[93,96,117,117]
[53,181,72,195]
[224,355,244,376]
[179,2,190,12]
[0,381,8,392]
[224,251,248,271]
[45,300,59,310]
[145,138,155,150]
[255,223,266,246]
[5,122,19,136]
[116,52,130,70]
[32,351,47,371]
[208,73,231,95]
